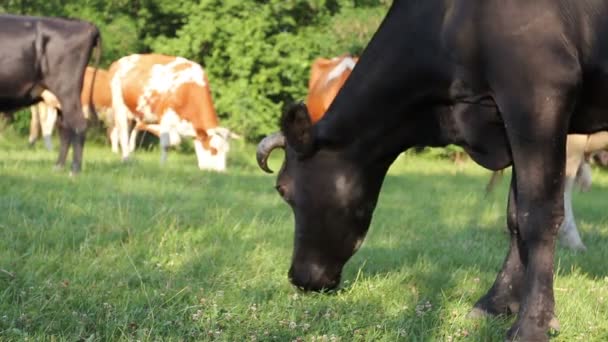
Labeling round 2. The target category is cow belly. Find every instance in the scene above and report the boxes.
[144,123,192,146]
[0,96,37,112]
[452,101,512,170]
[145,110,197,146]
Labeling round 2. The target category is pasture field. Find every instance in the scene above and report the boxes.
[0,134,607,341]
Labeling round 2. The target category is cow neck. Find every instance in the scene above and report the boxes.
[312,0,452,168]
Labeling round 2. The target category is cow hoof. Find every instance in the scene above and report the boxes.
[559,237,587,252]
[53,164,64,172]
[505,315,559,341]
[570,243,587,252]
[505,326,550,342]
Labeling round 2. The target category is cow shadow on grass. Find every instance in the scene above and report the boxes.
[331,170,608,337]
[2,157,607,279]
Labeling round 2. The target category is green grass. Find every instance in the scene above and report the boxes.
[0,134,607,341]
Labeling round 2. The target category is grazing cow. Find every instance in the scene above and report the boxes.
[256,1,608,340]
[109,54,232,171]
[0,15,101,174]
[306,55,358,124]
[486,133,608,251]
[29,67,114,150]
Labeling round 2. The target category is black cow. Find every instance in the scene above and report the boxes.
[0,14,101,174]
[257,1,608,341]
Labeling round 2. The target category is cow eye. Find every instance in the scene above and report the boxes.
[275,184,286,197]
[275,184,295,205]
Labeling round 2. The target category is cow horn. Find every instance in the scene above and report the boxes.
[256,132,285,173]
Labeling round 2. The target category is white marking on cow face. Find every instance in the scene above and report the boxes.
[194,139,227,172]
[335,174,349,196]
[334,172,361,208]
[194,139,212,169]
[158,108,228,171]
[326,57,356,83]
[192,128,229,172]
[207,128,230,154]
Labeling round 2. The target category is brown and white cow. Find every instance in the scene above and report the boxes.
[486,132,608,251]
[29,67,114,150]
[306,55,358,123]
[109,54,232,171]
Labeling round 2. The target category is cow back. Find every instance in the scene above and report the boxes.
[109,53,219,135]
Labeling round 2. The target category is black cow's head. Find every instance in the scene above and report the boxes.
[257,103,387,292]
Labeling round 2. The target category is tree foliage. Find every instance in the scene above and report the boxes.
[1,0,390,140]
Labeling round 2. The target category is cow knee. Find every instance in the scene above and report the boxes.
[517,205,563,244]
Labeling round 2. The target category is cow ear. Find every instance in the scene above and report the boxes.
[280,102,315,156]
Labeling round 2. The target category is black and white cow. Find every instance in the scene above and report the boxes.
[0,14,101,174]
[257,1,608,340]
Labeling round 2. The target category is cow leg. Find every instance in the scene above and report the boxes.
[159,111,178,165]
[128,126,139,153]
[560,176,586,251]
[559,134,587,251]
[113,108,131,161]
[110,126,119,153]
[194,139,212,169]
[55,115,70,170]
[40,105,58,151]
[159,131,170,164]
[29,104,41,147]
[61,100,87,174]
[574,161,592,192]
[70,127,86,175]
[502,97,573,341]
[471,175,525,317]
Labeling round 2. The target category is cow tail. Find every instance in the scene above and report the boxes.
[34,22,46,79]
[484,169,504,196]
[87,31,102,124]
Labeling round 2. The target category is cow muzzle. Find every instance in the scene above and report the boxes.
[288,262,341,292]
